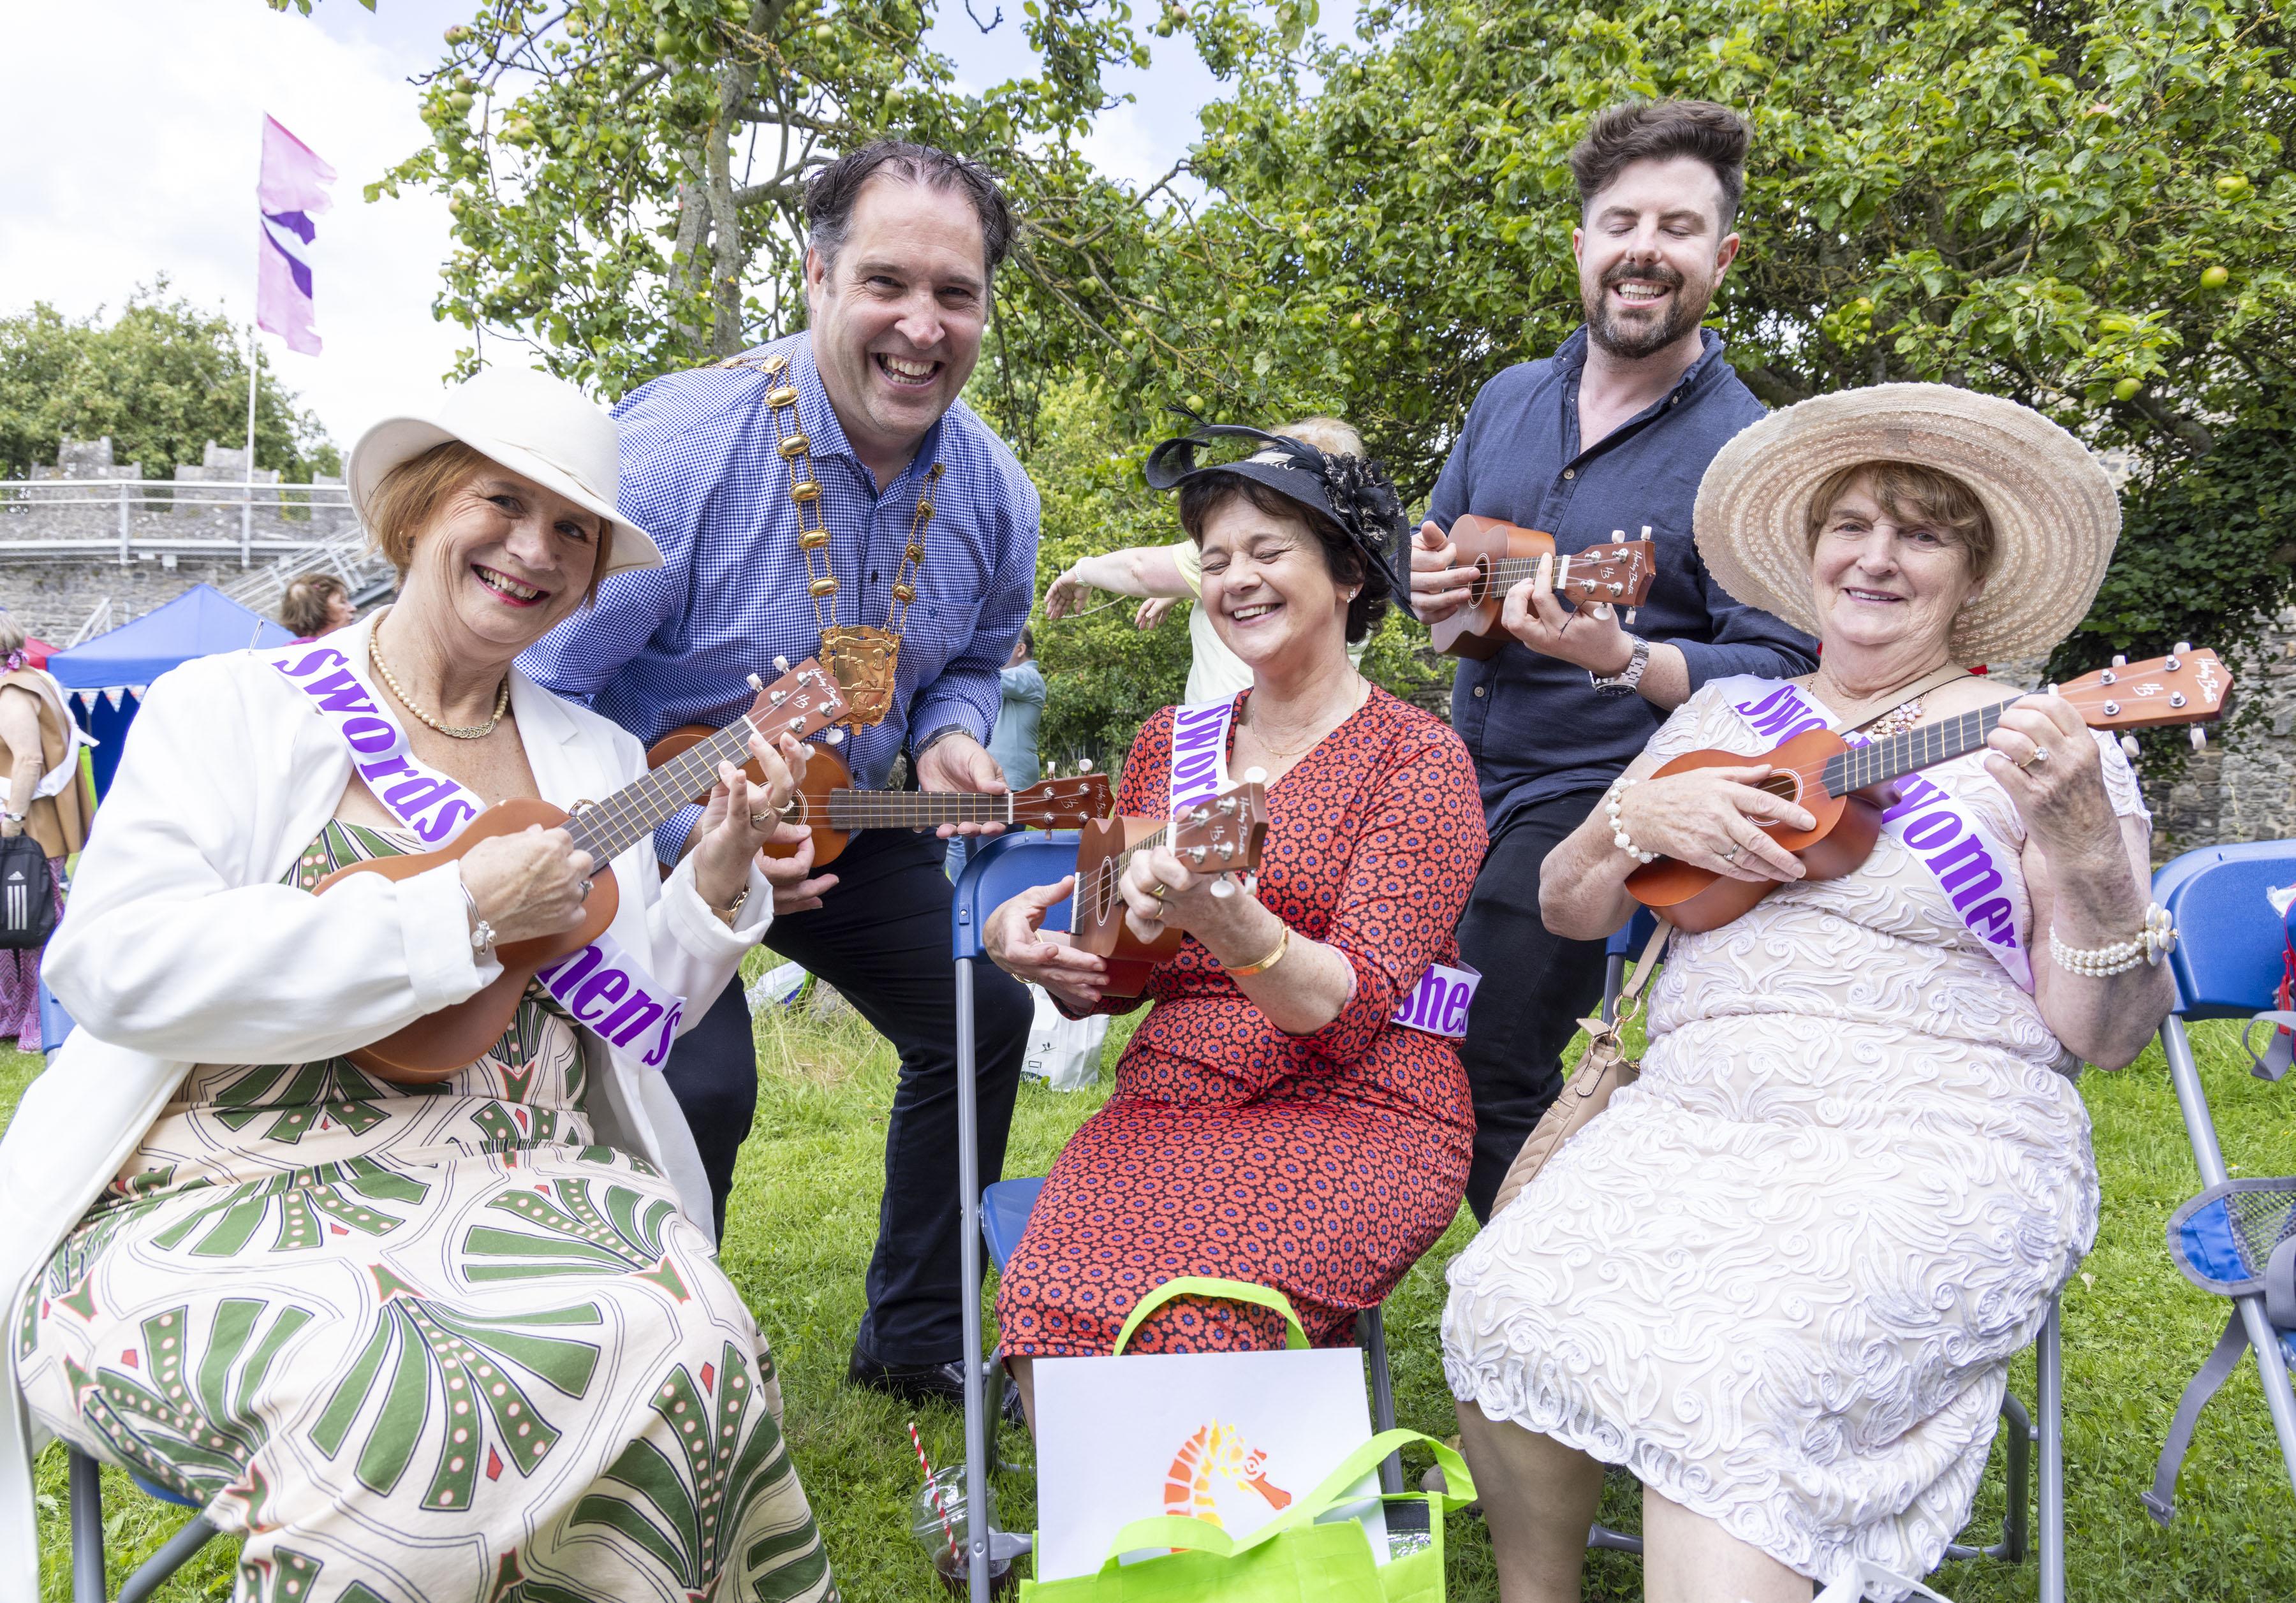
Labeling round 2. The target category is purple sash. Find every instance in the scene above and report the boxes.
[1166,696,1482,1036]
[267,641,689,1065]
[1718,676,2034,991]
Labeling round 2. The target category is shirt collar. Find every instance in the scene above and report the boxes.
[1553,324,1728,404]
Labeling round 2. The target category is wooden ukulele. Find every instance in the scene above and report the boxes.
[1626,648,2232,933]
[1072,780,1271,998]
[316,659,850,1082]
[645,730,1112,867]
[1428,515,1659,660]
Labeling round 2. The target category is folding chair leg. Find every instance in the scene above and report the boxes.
[2235,1291,2296,1490]
[1357,1307,1402,1496]
[2037,1295,2064,1603]
[69,1447,105,1603]
[116,1515,221,1603]
[954,958,992,1603]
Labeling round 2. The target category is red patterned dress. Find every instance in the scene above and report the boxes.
[996,686,1485,1355]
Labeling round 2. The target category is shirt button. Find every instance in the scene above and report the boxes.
[1473,685,1487,698]
[1562,468,1575,479]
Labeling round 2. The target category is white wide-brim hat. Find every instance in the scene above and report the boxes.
[348,366,663,580]
[1694,383,2119,662]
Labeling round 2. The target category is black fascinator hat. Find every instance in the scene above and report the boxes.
[1144,421,1411,606]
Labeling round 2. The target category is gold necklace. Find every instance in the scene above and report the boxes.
[370,613,511,741]
[1247,677,1368,761]
[725,349,943,729]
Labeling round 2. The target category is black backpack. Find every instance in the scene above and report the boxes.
[0,832,58,949]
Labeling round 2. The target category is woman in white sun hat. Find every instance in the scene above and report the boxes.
[1443,384,2177,1602]
[2,367,837,1600]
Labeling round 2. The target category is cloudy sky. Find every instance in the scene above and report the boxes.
[0,0,1249,467]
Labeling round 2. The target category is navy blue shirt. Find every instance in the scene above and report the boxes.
[1428,327,1818,835]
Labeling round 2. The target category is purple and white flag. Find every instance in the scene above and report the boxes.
[256,115,335,356]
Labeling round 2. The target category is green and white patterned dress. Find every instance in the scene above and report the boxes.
[17,822,835,1603]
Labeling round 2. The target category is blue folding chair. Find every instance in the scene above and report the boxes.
[1580,911,2051,1593]
[2140,840,2296,1525]
[38,970,73,1060]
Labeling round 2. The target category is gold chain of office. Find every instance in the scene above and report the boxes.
[725,350,944,727]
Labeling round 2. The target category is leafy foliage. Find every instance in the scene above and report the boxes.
[0,287,339,482]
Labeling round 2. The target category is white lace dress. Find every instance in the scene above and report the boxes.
[1442,680,2147,1593]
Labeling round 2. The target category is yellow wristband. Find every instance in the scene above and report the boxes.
[1224,924,1291,977]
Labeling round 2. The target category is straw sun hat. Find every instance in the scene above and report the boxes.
[348,366,663,580]
[1693,383,2119,662]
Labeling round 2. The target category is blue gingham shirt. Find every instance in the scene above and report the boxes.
[519,332,1041,863]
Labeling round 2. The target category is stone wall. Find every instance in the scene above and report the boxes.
[0,437,358,643]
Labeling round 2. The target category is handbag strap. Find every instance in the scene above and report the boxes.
[1100,1429,1477,1567]
[1607,918,1673,1023]
[1112,1276,1310,1356]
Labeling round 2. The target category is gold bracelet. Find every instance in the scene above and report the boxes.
[1224,924,1291,977]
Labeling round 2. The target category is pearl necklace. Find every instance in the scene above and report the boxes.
[370,612,511,740]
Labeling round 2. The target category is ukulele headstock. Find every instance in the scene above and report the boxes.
[1558,540,1658,610]
[2057,647,2233,731]
[742,657,850,745]
[1172,782,1269,875]
[1009,773,1113,828]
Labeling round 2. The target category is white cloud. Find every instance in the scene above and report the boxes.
[0,0,468,463]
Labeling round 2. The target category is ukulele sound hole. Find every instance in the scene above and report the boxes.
[1756,774,1800,803]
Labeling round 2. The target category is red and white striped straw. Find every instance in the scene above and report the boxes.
[908,1419,961,1564]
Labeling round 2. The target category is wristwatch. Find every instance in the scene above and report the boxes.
[1590,635,1651,698]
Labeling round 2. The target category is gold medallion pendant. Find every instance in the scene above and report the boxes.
[731,349,944,731]
[819,625,902,728]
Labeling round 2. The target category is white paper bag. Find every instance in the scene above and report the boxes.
[1022,983,1109,1091]
[1032,1279,1383,1581]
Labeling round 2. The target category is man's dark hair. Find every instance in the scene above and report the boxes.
[804,141,1015,278]
[1568,101,1750,233]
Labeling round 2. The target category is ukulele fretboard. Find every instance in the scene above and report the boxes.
[821,792,1019,828]
[1821,702,2012,796]
[565,717,764,865]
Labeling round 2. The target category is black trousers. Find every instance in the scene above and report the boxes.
[665,827,1031,1363]
[1454,791,1615,1223]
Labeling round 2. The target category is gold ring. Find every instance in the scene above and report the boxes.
[1150,881,1168,902]
[2019,746,2050,771]
[749,812,776,829]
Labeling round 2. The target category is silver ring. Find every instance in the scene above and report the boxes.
[578,879,593,900]
[1721,841,1743,864]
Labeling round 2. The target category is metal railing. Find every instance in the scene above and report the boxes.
[0,478,357,567]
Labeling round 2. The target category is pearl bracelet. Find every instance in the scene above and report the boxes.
[2048,903,2175,978]
[1605,776,1658,866]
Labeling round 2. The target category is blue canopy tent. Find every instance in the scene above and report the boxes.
[47,585,297,800]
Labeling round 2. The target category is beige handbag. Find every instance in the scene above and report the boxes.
[1489,918,1671,1219]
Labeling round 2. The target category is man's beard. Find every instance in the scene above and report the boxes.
[1583,261,1709,360]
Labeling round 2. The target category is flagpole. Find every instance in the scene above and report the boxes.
[243,323,257,568]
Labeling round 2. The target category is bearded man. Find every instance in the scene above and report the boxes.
[1409,101,1818,1223]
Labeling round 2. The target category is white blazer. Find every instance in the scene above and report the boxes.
[0,613,774,1598]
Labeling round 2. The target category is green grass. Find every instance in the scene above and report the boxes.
[10,995,2295,1600]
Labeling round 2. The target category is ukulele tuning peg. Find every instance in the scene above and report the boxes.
[1078,758,1094,772]
[1640,524,1652,539]
[773,655,790,673]
[747,672,765,692]
[825,727,845,745]
[1209,874,1236,900]
[2174,641,2192,656]
[2191,726,2207,752]
[1242,872,1258,896]
[2110,655,2126,668]
[1625,609,1638,626]
[1244,766,1268,785]
[2121,735,2141,759]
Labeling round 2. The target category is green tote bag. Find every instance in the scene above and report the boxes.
[1017,1428,1478,1603]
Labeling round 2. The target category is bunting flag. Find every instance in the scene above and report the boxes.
[256,115,336,356]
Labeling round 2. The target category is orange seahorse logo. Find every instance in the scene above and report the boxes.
[1162,1421,1294,1528]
